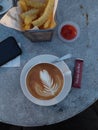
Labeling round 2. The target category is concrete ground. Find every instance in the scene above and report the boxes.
[0,100,98,130]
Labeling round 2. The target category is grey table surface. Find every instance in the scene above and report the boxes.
[0,0,98,127]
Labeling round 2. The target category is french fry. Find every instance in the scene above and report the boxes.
[18,0,28,12]
[43,15,56,29]
[43,13,53,29]
[20,9,39,20]
[18,0,56,30]
[20,8,39,30]
[50,20,56,29]
[43,19,51,29]
[24,0,46,9]
[49,14,56,29]
[24,15,37,25]
[23,24,31,30]
[32,0,55,27]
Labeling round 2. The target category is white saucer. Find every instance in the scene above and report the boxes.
[20,54,72,106]
[0,0,13,15]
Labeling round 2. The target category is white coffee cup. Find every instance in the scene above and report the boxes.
[20,54,72,106]
[25,62,65,101]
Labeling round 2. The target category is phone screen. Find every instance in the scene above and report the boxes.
[0,36,22,66]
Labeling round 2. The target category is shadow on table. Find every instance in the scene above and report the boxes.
[1,100,98,130]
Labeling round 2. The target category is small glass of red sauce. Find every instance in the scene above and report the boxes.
[58,21,80,42]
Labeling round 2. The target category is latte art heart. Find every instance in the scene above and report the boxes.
[26,63,64,100]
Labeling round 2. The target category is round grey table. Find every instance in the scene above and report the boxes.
[0,0,98,127]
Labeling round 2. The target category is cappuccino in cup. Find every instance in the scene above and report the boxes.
[26,63,64,100]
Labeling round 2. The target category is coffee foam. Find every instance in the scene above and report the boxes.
[26,63,64,100]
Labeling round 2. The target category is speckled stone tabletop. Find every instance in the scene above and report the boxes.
[0,0,98,127]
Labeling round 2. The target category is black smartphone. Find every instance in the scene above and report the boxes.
[0,36,22,66]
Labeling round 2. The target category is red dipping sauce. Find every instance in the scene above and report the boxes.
[58,22,80,42]
[60,24,77,40]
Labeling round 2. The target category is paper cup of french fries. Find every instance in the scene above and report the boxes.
[0,0,58,42]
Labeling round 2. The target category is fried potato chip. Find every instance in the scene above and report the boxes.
[32,0,55,27]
